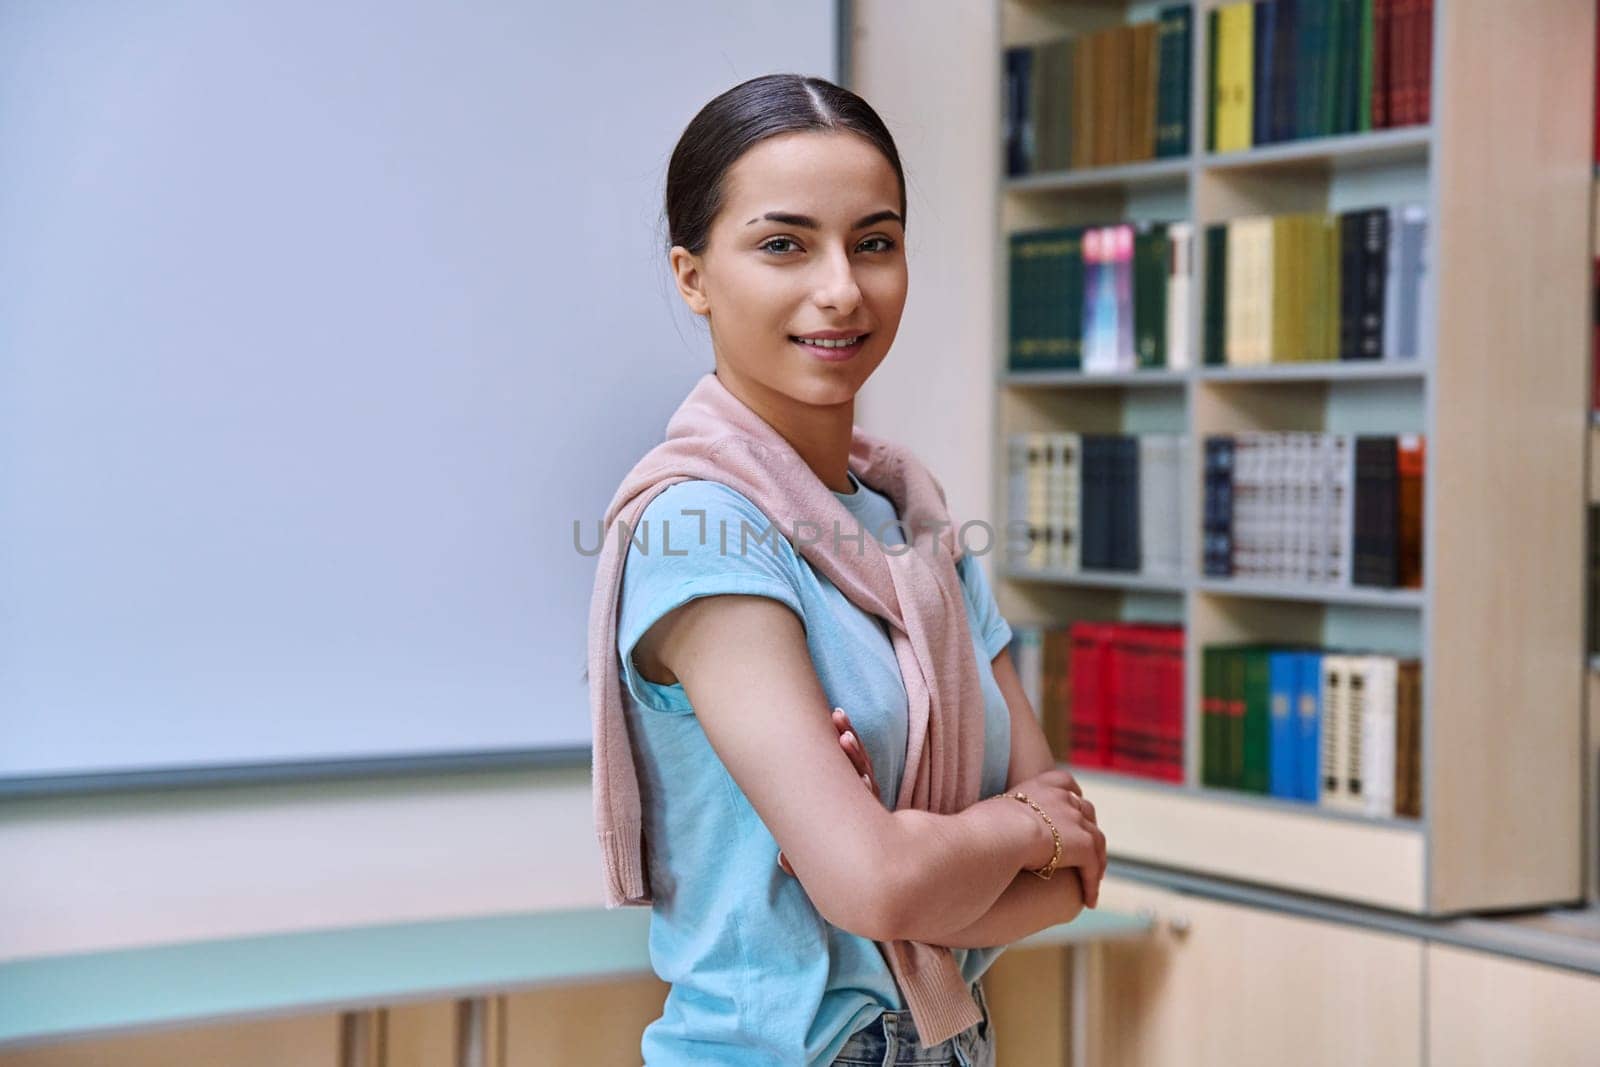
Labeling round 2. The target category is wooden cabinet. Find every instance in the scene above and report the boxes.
[1084,877,1422,1067]
[1426,943,1600,1067]
[0,1012,343,1067]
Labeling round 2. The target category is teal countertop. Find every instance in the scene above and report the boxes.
[0,905,1152,1051]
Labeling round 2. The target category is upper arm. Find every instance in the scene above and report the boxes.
[994,646,1059,789]
[618,483,905,940]
[952,552,1055,789]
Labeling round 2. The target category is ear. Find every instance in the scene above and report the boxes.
[668,246,710,316]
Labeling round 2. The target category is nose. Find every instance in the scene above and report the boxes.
[812,244,863,313]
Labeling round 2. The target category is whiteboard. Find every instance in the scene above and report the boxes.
[0,0,843,791]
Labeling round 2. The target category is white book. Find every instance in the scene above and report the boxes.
[1225,220,1251,366]
[1166,222,1193,370]
[1235,431,1264,578]
[1137,434,1182,577]
[1383,203,1428,361]
[1049,432,1081,573]
[1267,431,1288,582]
[1344,654,1371,812]
[1302,432,1320,583]
[1359,655,1398,818]
[1249,217,1276,365]
[1007,434,1032,570]
[1027,432,1050,570]
[1320,654,1354,810]
[1326,433,1355,586]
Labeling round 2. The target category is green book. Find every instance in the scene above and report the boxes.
[1157,5,1193,158]
[1202,645,1222,787]
[1008,227,1085,372]
[1206,8,1218,152]
[1204,223,1228,365]
[1241,646,1273,793]
[1356,0,1374,132]
[1134,222,1170,368]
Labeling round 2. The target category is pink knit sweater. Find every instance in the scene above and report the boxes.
[586,369,989,1047]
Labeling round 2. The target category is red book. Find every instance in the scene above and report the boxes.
[1157,625,1186,783]
[1391,0,1414,126]
[1068,621,1112,768]
[1415,0,1433,124]
[1397,436,1426,589]
[1372,0,1391,128]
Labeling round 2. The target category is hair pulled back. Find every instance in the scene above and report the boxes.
[664,73,907,257]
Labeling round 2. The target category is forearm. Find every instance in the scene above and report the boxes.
[917,865,1086,948]
[883,793,1039,943]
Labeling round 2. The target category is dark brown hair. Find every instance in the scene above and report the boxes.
[664,73,907,256]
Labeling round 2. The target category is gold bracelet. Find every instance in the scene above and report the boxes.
[1008,791,1061,880]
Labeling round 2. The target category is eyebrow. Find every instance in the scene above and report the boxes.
[745,210,904,230]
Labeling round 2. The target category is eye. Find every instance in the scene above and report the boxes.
[861,236,898,253]
[759,237,799,255]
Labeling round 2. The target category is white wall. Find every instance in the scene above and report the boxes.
[853,1,1001,549]
[0,0,998,962]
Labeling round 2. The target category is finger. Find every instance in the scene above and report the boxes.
[840,730,868,776]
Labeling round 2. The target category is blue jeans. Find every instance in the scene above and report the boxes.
[830,979,996,1066]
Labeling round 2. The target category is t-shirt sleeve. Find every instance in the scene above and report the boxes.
[615,480,807,715]
[957,550,1014,661]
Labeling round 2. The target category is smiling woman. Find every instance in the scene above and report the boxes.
[591,72,1102,1067]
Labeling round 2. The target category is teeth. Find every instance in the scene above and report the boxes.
[796,336,862,348]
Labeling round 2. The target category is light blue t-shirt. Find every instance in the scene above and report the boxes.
[614,470,1017,1066]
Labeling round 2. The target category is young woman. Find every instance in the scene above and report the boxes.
[611,73,1106,1066]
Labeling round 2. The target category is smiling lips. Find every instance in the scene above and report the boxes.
[791,333,869,361]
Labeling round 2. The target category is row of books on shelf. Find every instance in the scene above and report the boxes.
[1008,432,1185,577]
[1001,0,1433,179]
[1006,202,1429,374]
[1008,621,1423,820]
[1003,5,1192,175]
[1012,621,1186,783]
[1203,644,1422,818]
[1005,430,1424,591]
[1009,222,1193,373]
[1209,0,1433,153]
[1206,431,1423,588]
[1207,205,1427,366]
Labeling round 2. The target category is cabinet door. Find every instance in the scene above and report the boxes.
[501,974,667,1067]
[1427,943,1600,1065]
[0,1013,342,1067]
[1088,876,1423,1067]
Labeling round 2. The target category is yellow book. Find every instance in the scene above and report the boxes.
[1322,214,1341,363]
[1271,215,1294,363]
[1215,2,1254,153]
[1299,217,1312,367]
[1225,219,1249,366]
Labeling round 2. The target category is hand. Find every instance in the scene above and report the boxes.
[778,707,878,877]
[1006,766,1105,908]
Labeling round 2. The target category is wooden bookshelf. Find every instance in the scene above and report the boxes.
[993,0,1591,916]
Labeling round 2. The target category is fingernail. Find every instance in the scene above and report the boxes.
[842,730,853,743]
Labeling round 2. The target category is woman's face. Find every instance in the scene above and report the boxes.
[670,130,908,409]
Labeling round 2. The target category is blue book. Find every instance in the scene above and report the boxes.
[1296,651,1324,802]
[1253,1,1277,147]
[1268,651,1299,799]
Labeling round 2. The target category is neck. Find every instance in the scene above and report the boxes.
[711,364,855,493]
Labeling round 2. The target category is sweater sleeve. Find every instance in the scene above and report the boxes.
[616,480,807,715]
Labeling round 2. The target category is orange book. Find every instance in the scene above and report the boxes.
[1397,435,1425,588]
